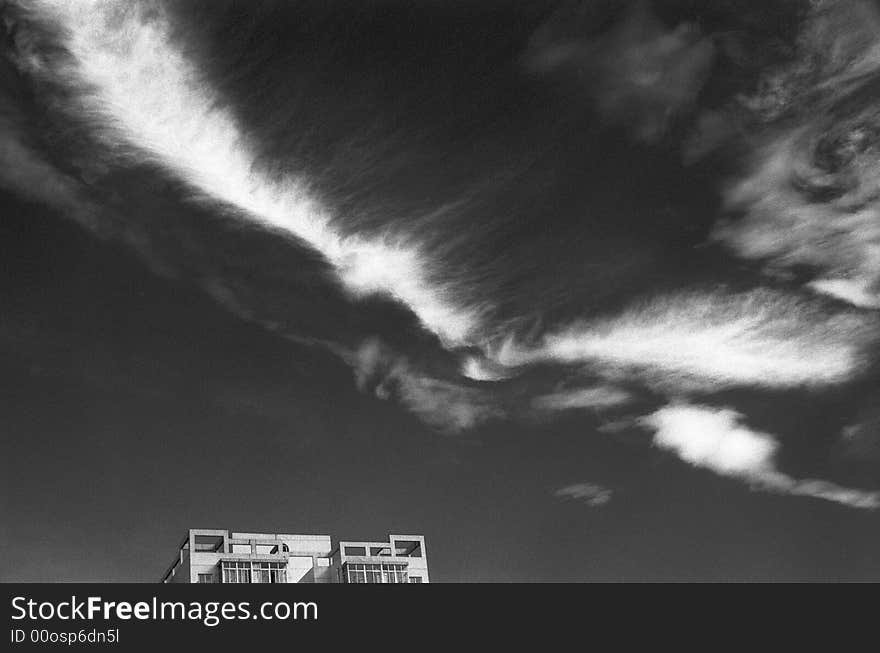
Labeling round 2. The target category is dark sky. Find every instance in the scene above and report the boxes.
[2,0,880,581]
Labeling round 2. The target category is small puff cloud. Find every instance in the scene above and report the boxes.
[641,403,880,509]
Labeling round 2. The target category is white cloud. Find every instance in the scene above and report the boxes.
[460,355,517,382]
[643,404,778,476]
[28,0,878,394]
[19,0,880,511]
[808,278,880,310]
[29,0,484,347]
[641,404,880,509]
[492,289,875,391]
[555,483,612,506]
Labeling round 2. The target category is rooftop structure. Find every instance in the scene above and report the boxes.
[332,535,429,584]
[161,529,429,583]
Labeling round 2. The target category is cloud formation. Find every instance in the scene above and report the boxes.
[493,289,876,391]
[24,0,484,347]
[4,0,878,512]
[642,404,880,509]
[717,0,880,309]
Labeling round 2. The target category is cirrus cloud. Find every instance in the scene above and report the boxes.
[492,289,877,392]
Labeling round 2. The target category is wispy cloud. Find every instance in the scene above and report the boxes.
[718,130,880,310]
[25,0,485,347]
[641,404,880,509]
[523,0,714,142]
[533,385,632,412]
[493,289,876,391]
[0,115,93,224]
[716,0,880,310]
[8,0,879,514]
[460,355,517,382]
[555,483,613,507]
[352,339,502,434]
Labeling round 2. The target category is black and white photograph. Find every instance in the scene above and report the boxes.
[2,0,880,630]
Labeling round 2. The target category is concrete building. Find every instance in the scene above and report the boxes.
[331,535,429,584]
[161,529,429,583]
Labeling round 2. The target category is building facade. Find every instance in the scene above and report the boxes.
[331,535,429,584]
[161,529,429,584]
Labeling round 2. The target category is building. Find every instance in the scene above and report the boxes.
[332,535,429,584]
[161,529,429,583]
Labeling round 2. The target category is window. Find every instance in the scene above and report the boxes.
[347,564,366,584]
[222,561,251,584]
[365,563,382,583]
[392,540,422,557]
[409,577,422,584]
[382,563,408,584]
[197,573,215,584]
[345,562,407,584]
[253,562,287,583]
[220,561,287,584]
[194,535,224,552]
[343,546,366,556]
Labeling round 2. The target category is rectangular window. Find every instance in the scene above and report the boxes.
[383,563,407,584]
[222,561,251,584]
[345,562,407,583]
[392,540,423,558]
[197,573,215,583]
[254,563,269,584]
[271,564,287,583]
[194,535,224,552]
[347,563,366,584]
[343,546,366,556]
[250,562,287,584]
[370,546,392,556]
[220,561,286,584]
[409,577,422,584]
[365,563,382,583]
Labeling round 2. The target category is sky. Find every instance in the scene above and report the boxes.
[2,0,880,581]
